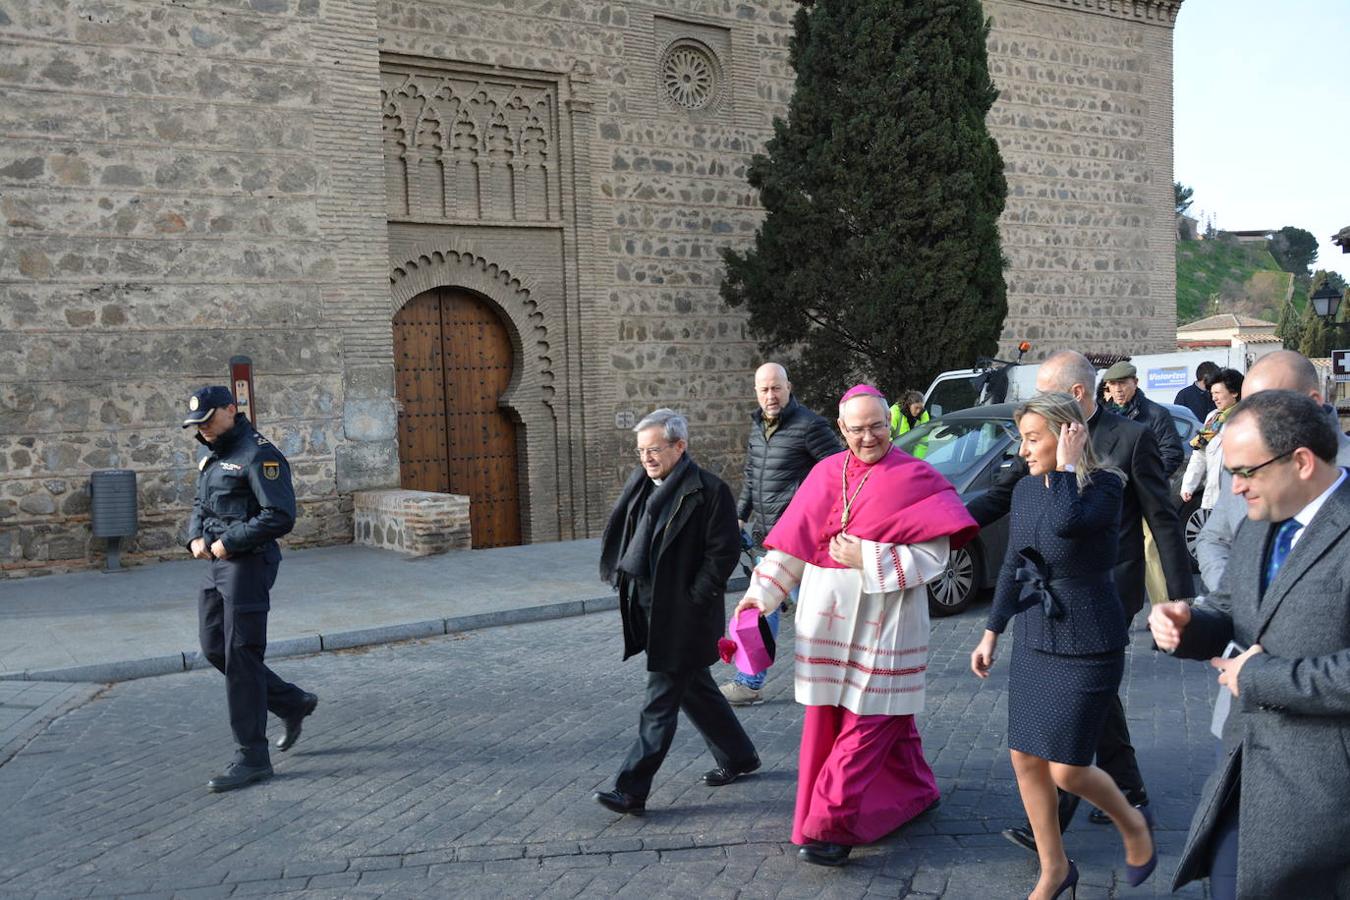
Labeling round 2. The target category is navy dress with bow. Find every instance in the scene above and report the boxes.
[986,470,1127,765]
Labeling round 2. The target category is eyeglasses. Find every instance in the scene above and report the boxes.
[1224,450,1294,480]
[842,422,890,437]
[634,443,676,460]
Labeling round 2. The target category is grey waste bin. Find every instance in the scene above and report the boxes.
[90,469,137,572]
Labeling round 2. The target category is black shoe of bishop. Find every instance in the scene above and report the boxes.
[594,788,645,816]
[798,842,852,867]
[207,760,274,793]
[276,692,319,752]
[702,755,761,787]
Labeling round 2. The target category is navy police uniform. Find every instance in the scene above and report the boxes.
[183,385,315,790]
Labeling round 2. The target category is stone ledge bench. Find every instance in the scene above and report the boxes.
[353,489,471,556]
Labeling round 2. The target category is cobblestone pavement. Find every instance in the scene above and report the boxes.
[0,604,1215,899]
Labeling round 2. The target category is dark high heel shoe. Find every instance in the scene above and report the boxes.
[1049,859,1078,899]
[1124,805,1157,887]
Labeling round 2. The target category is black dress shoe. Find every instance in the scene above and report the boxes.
[276,692,318,752]
[702,755,761,787]
[1089,799,1147,825]
[207,761,274,793]
[798,842,851,867]
[1001,824,1038,853]
[594,789,645,816]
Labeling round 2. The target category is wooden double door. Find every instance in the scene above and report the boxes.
[393,288,522,548]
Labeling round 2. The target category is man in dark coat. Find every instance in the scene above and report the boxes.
[723,362,840,704]
[1150,390,1350,899]
[594,408,759,815]
[1173,360,1220,422]
[1102,360,1185,477]
[969,351,1194,849]
[183,386,318,792]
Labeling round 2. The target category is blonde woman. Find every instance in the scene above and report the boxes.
[970,392,1155,899]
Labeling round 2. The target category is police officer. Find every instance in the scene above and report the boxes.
[183,385,318,792]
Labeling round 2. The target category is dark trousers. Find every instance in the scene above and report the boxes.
[198,555,308,765]
[1095,693,1146,799]
[615,666,757,800]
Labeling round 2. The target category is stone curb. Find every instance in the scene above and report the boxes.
[0,577,750,685]
[0,594,620,685]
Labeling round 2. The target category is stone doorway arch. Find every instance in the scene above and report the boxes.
[393,286,522,548]
[390,244,561,545]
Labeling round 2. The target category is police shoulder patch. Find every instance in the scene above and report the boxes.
[261,460,281,480]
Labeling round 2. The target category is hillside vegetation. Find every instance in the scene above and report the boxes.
[1176,239,1291,324]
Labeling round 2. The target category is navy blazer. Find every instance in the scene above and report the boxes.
[987,470,1127,656]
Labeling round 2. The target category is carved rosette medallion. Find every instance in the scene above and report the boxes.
[658,39,724,112]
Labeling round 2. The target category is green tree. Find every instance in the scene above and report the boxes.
[1174,181,1194,215]
[720,0,1007,406]
[1297,270,1348,358]
[1269,226,1319,275]
[1275,292,1303,350]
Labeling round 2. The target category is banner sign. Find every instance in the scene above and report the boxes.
[1146,366,1190,393]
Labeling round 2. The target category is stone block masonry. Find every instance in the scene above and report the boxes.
[0,0,392,574]
[353,489,471,556]
[0,0,1183,574]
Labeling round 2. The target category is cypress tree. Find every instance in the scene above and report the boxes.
[721,0,1008,407]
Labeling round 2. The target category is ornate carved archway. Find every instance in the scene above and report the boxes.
[390,244,558,543]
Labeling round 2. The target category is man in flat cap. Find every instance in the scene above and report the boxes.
[1102,361,1185,477]
[183,385,318,792]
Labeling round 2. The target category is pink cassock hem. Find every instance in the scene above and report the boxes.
[792,704,940,846]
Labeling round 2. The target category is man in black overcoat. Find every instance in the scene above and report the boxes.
[1150,390,1350,899]
[594,408,759,815]
[968,351,1195,848]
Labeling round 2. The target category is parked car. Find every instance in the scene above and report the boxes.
[894,402,1203,617]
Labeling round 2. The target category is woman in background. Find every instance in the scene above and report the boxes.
[1179,367,1244,508]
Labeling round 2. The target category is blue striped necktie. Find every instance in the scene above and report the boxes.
[1262,518,1304,595]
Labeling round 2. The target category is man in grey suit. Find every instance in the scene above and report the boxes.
[1150,390,1350,899]
[1194,349,1350,590]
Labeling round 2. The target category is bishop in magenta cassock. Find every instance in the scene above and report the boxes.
[735,385,978,866]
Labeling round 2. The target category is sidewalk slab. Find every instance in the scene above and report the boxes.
[0,540,751,684]
[0,540,610,682]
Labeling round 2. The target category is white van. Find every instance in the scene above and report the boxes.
[922,348,1249,417]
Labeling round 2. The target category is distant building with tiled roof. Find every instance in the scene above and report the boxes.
[1176,314,1283,369]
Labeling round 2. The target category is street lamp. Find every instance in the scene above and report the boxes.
[1311,280,1344,323]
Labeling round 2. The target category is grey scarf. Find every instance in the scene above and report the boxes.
[617,454,691,579]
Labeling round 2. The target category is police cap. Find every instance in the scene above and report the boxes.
[182,385,236,428]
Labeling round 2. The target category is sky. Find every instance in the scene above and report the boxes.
[1173,0,1350,281]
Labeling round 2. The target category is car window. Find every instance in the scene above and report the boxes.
[925,376,979,418]
[1170,413,1197,441]
[895,419,1016,482]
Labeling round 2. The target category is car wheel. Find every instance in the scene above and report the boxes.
[1182,499,1209,571]
[928,543,980,617]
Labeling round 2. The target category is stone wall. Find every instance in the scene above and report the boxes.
[987,0,1181,358]
[0,0,391,574]
[0,0,1183,574]
[353,489,470,555]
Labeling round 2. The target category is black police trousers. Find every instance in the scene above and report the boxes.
[198,553,308,765]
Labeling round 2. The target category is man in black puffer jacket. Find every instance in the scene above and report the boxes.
[723,363,841,705]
